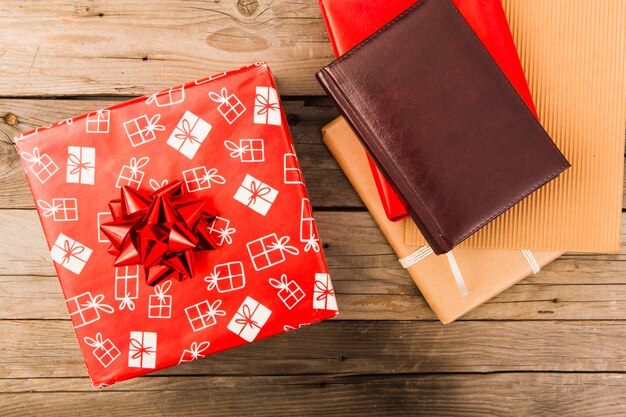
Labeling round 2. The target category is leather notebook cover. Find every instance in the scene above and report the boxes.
[406,0,626,253]
[322,117,563,324]
[316,0,570,254]
[318,0,540,223]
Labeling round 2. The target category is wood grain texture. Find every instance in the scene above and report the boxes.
[1,210,625,320]
[0,1,624,413]
[1,373,625,416]
[0,1,333,97]
[0,98,361,208]
[1,98,625,210]
[2,320,626,379]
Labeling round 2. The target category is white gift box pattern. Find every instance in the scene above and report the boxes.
[269,274,305,310]
[85,109,110,133]
[149,178,169,191]
[17,69,342,383]
[50,233,93,274]
[97,212,113,242]
[66,292,114,328]
[254,86,281,126]
[284,152,303,185]
[313,273,338,311]
[185,299,226,332]
[194,72,226,85]
[123,114,165,147]
[115,266,139,311]
[224,139,265,162]
[178,341,211,365]
[66,146,96,185]
[148,281,173,319]
[209,87,246,124]
[206,216,236,246]
[182,166,225,193]
[167,110,212,159]
[204,261,246,293]
[84,333,120,368]
[15,124,53,142]
[300,198,320,252]
[227,296,272,342]
[116,157,149,189]
[146,85,185,107]
[58,118,73,127]
[37,198,78,222]
[246,233,299,271]
[20,147,58,184]
[283,322,311,332]
[128,331,157,369]
[234,174,278,216]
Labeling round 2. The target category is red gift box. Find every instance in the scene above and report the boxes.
[116,156,149,189]
[16,63,338,387]
[269,274,306,310]
[86,109,111,134]
[148,281,173,319]
[206,216,236,247]
[224,138,265,163]
[319,0,539,222]
[208,87,246,124]
[83,332,121,368]
[115,266,140,311]
[19,147,59,184]
[37,197,78,222]
[205,261,246,293]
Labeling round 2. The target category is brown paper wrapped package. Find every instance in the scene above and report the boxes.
[403,0,625,252]
[322,118,563,324]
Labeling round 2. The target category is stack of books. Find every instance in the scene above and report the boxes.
[317,0,625,323]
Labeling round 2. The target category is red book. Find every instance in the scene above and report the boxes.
[319,0,538,222]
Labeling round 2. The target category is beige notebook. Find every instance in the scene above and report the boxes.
[323,118,563,324]
[404,0,626,252]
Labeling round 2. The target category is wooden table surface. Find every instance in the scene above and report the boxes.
[1,1,625,416]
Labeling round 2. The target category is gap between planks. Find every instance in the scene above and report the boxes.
[0,373,625,417]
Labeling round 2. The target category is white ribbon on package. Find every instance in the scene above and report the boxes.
[399,247,543,297]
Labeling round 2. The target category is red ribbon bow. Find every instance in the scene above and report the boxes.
[61,239,85,264]
[67,153,94,175]
[235,305,260,330]
[100,180,218,286]
[255,94,280,116]
[314,280,335,301]
[129,338,156,359]
[174,119,201,146]
[246,180,271,206]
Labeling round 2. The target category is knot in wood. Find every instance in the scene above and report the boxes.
[286,113,299,125]
[4,113,18,126]
[236,0,259,16]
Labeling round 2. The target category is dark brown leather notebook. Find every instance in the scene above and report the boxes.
[316,0,570,255]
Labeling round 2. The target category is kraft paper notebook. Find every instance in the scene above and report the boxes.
[406,0,626,252]
[317,0,570,254]
[318,0,541,223]
[322,118,563,324]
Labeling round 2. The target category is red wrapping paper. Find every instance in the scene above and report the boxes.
[16,63,338,387]
[318,0,538,222]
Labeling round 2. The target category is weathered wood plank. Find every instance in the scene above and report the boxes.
[1,373,625,416]
[5,273,626,321]
[0,1,333,97]
[2,99,625,210]
[1,210,626,320]
[2,320,626,379]
[0,98,358,209]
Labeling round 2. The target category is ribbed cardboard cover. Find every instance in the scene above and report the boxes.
[406,0,625,252]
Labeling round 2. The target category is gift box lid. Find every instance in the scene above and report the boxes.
[16,62,339,387]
